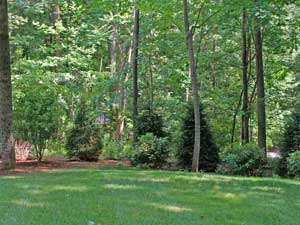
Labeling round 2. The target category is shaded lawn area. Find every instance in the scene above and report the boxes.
[0,167,299,225]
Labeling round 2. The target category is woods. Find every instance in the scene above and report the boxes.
[1,0,300,224]
[0,0,299,174]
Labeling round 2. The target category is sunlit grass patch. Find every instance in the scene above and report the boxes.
[0,167,299,225]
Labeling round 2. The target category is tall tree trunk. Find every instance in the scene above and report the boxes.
[132,8,140,140]
[0,0,16,169]
[183,0,201,172]
[210,37,216,88]
[110,24,117,75]
[241,7,249,144]
[118,46,132,139]
[254,1,266,152]
[53,4,61,72]
[232,90,244,145]
[185,67,191,102]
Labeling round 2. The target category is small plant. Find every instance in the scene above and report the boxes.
[132,133,169,168]
[66,101,102,161]
[102,136,122,160]
[102,135,134,160]
[217,144,265,176]
[287,151,300,178]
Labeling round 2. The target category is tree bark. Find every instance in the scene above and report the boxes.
[110,23,117,75]
[210,37,216,88]
[132,8,140,140]
[254,1,267,152]
[53,4,61,72]
[0,0,16,169]
[241,7,249,144]
[183,0,201,172]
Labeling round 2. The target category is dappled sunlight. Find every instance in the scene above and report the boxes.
[251,186,282,192]
[216,192,246,200]
[148,202,193,213]
[123,176,171,183]
[12,199,46,208]
[104,184,140,190]
[0,175,23,180]
[50,185,88,192]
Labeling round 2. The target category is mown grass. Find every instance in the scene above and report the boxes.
[0,167,299,225]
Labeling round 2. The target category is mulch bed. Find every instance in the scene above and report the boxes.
[0,157,130,176]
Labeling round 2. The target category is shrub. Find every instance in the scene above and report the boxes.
[287,151,300,178]
[102,139,121,160]
[278,111,300,176]
[66,101,102,161]
[136,109,166,138]
[13,74,63,162]
[132,133,169,168]
[217,144,265,176]
[177,102,219,172]
[102,135,134,160]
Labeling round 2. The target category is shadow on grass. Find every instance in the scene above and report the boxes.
[0,167,299,225]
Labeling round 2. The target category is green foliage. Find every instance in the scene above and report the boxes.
[177,103,219,172]
[287,151,300,178]
[13,74,64,161]
[278,111,300,176]
[217,144,265,176]
[102,138,122,160]
[132,133,169,168]
[101,135,134,160]
[136,109,166,138]
[66,101,102,161]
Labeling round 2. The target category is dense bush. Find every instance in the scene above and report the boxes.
[278,111,300,176]
[66,102,102,161]
[13,74,64,161]
[132,133,169,168]
[101,135,134,160]
[287,151,300,178]
[177,103,219,172]
[136,109,166,138]
[217,144,265,176]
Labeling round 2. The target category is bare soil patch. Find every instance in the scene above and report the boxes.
[0,157,130,176]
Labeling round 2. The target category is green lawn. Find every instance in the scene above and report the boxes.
[0,167,299,225]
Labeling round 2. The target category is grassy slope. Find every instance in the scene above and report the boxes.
[0,167,299,225]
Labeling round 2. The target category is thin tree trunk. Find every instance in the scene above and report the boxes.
[186,67,191,102]
[53,4,61,72]
[148,56,154,112]
[132,8,140,141]
[241,7,249,144]
[232,90,244,145]
[110,24,117,75]
[210,38,216,88]
[0,0,16,169]
[183,0,201,173]
[254,1,266,152]
[117,45,132,140]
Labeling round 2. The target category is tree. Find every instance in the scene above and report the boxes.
[0,0,16,169]
[183,0,201,172]
[254,0,266,152]
[66,100,102,161]
[177,103,219,172]
[132,7,140,140]
[241,6,250,144]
